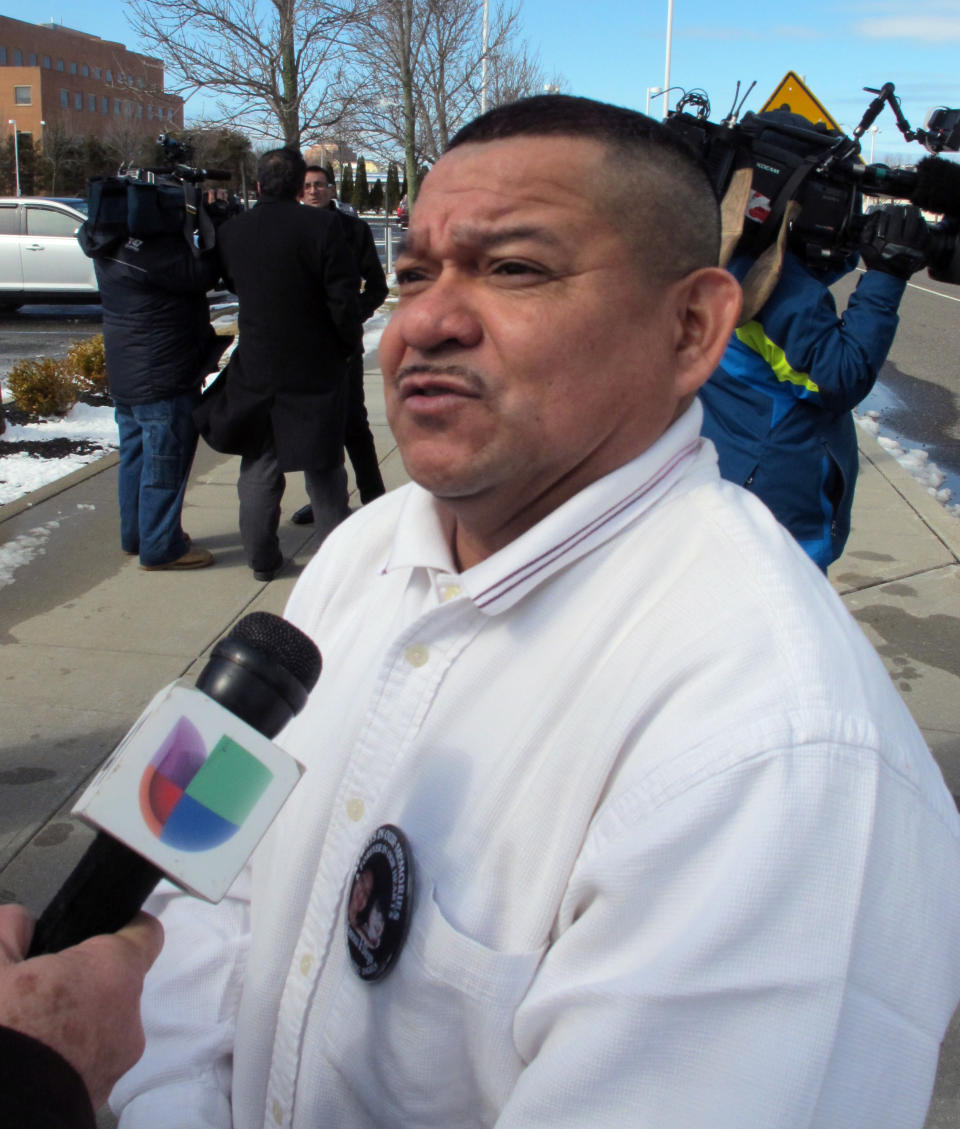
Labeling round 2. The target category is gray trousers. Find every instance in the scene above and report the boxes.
[238,444,348,571]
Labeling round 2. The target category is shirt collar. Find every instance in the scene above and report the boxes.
[383,400,709,615]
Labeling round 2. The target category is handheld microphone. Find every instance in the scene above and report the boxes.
[27,612,321,957]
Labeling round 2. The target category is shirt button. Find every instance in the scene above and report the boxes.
[272,1098,283,1125]
[300,952,314,975]
[404,643,429,667]
[440,584,462,602]
[346,797,365,822]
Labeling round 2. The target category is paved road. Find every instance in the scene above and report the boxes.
[832,270,960,499]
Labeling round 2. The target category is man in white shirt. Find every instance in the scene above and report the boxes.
[113,94,960,1129]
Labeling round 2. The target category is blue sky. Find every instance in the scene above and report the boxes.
[5,0,959,163]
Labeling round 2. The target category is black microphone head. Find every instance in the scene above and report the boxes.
[914,156,960,218]
[228,612,322,694]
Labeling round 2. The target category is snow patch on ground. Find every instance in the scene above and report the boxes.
[0,519,60,590]
[855,410,960,519]
[0,400,119,506]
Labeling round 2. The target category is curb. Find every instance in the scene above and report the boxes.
[856,425,960,562]
[0,448,120,526]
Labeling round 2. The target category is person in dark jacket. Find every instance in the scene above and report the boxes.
[92,231,222,570]
[700,203,928,571]
[291,166,389,525]
[194,148,362,581]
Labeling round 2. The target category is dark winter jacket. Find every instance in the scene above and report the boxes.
[91,234,222,405]
[194,197,362,472]
[699,250,905,569]
[327,203,389,324]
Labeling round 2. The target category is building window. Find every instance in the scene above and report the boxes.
[113,99,120,114]
[93,66,100,78]
[56,59,63,71]
[74,92,82,110]
[13,86,30,105]
[105,69,112,83]
[137,76,144,88]
[60,89,68,108]
[136,104,142,118]
[43,56,50,69]
[101,95,108,113]
[28,53,36,66]
[81,64,89,77]
[69,61,76,74]
[12,48,22,65]
[0,47,6,65]
[88,94,96,111]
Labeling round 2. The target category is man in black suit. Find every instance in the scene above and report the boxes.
[291,165,389,525]
[194,148,362,581]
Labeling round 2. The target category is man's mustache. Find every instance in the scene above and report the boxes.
[395,363,486,392]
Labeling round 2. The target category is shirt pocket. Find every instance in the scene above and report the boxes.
[320,883,546,1127]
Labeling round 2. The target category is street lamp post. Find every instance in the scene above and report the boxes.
[663,0,674,105]
[869,125,880,163]
[480,0,489,114]
[8,120,19,197]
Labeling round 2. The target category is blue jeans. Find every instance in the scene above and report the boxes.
[115,392,200,566]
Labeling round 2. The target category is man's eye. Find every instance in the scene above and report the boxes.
[491,260,543,277]
[395,267,426,286]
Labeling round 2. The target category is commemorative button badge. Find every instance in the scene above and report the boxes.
[346,824,414,981]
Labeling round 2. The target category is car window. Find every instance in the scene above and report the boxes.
[25,207,80,237]
[0,206,18,235]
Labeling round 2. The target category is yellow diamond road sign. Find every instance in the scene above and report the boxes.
[760,71,842,133]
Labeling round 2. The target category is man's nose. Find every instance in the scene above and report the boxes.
[395,272,483,353]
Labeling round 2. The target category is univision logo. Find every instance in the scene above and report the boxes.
[138,716,273,851]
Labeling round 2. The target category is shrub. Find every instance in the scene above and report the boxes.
[65,334,108,393]
[7,357,78,417]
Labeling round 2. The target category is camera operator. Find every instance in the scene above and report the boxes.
[699,197,928,571]
[81,184,225,572]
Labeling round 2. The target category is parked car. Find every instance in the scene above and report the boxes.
[0,197,98,310]
[396,195,409,228]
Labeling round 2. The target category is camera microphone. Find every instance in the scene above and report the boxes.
[855,157,960,219]
[912,157,960,217]
[26,612,321,957]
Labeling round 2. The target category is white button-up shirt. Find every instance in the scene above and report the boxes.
[115,403,960,1129]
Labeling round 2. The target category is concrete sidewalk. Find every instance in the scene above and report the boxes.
[1,368,959,1125]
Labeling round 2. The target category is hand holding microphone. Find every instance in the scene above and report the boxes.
[0,902,163,1111]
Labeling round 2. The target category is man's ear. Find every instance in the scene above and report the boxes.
[671,267,742,398]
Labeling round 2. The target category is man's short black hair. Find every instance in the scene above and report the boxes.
[447,94,720,281]
[257,148,307,200]
[305,164,334,188]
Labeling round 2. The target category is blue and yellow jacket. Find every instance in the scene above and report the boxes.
[699,251,906,569]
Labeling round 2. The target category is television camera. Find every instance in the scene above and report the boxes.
[661,81,960,283]
[79,133,232,257]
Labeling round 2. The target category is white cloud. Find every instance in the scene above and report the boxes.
[856,15,960,41]
[682,25,824,41]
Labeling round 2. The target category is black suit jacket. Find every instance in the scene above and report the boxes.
[195,197,362,471]
[329,205,389,323]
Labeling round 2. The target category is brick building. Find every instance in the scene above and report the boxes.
[0,15,183,153]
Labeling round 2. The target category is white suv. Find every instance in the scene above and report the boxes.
[0,197,98,310]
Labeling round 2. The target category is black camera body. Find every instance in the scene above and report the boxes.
[79,133,232,257]
[662,83,960,282]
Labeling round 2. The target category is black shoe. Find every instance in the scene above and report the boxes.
[253,557,285,582]
[291,504,314,525]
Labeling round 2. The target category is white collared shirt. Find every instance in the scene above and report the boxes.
[115,403,960,1129]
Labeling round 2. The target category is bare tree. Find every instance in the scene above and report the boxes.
[125,0,367,148]
[350,0,548,201]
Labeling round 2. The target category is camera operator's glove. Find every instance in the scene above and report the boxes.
[859,203,928,279]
